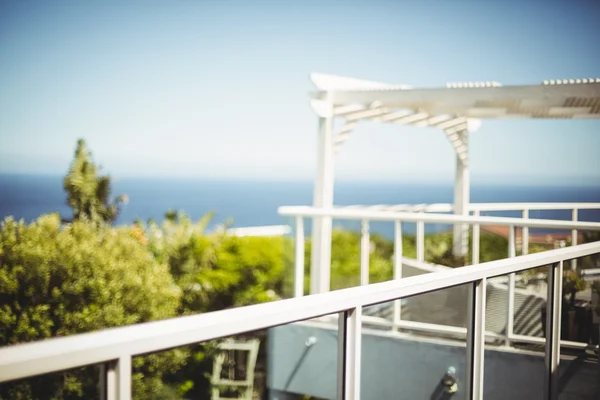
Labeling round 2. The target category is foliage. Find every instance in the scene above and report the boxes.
[592,281,600,319]
[299,228,534,292]
[328,230,390,289]
[0,214,185,399]
[301,229,396,292]
[423,232,468,267]
[563,270,587,293]
[583,231,600,244]
[63,139,126,225]
[135,211,292,398]
[563,269,587,309]
[5,183,595,399]
[470,232,507,263]
[581,231,600,267]
[13,138,600,399]
[143,210,290,313]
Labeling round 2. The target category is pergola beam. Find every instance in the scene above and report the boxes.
[334,121,357,154]
[333,104,367,116]
[310,83,600,116]
[444,124,470,164]
[344,102,386,121]
[332,112,472,155]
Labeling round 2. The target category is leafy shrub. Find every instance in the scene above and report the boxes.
[138,212,292,398]
[142,211,291,312]
[0,214,185,399]
[301,229,404,292]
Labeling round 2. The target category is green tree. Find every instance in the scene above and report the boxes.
[63,139,126,225]
[144,210,289,313]
[138,211,292,398]
[300,229,400,292]
[0,214,186,399]
[582,231,600,267]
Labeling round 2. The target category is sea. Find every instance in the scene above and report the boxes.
[1,174,599,238]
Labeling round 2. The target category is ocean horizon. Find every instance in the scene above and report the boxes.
[1,173,599,237]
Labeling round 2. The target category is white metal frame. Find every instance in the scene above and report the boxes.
[226,225,291,237]
[309,73,600,272]
[330,202,600,213]
[1,242,599,400]
[281,205,600,233]
[544,260,563,400]
[327,201,599,266]
[282,204,600,353]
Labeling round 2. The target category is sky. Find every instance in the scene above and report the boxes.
[0,0,599,185]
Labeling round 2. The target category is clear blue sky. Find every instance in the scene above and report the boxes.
[1,0,599,185]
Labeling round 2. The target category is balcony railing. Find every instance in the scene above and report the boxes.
[1,241,600,399]
[337,202,600,213]
[278,203,600,351]
[324,202,600,265]
[1,202,600,399]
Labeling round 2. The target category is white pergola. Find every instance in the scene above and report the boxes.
[309,73,600,294]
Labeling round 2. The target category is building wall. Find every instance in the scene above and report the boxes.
[267,323,598,400]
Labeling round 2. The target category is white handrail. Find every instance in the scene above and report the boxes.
[225,225,291,237]
[1,242,599,388]
[278,206,600,230]
[333,202,600,213]
[470,202,600,211]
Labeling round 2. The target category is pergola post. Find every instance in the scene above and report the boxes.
[453,130,470,257]
[310,101,335,294]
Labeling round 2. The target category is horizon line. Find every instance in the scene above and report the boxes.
[0,172,598,188]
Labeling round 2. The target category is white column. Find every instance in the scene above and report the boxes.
[453,130,470,256]
[310,104,335,294]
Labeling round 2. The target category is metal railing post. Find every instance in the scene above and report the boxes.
[508,224,516,259]
[522,209,529,255]
[105,357,131,400]
[294,216,305,298]
[99,363,106,400]
[572,209,578,270]
[337,307,362,400]
[466,278,487,400]
[416,220,425,262]
[544,261,563,400]
[472,210,480,265]
[393,220,403,329]
[360,220,370,286]
[506,225,516,346]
